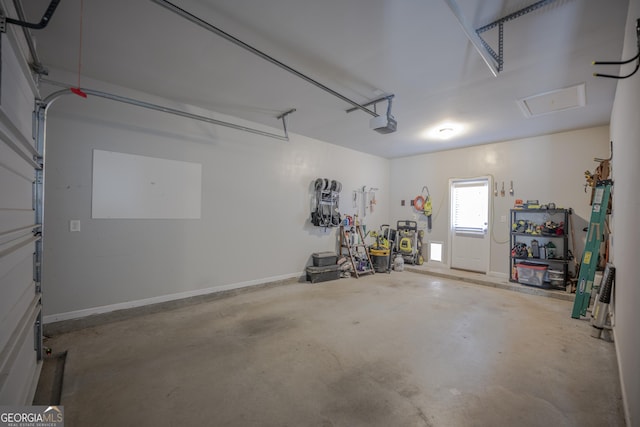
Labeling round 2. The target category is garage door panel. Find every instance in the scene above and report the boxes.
[0,274,34,353]
[0,167,33,208]
[0,99,34,147]
[0,26,40,405]
[0,141,35,179]
[0,313,40,405]
[0,235,34,277]
[1,37,38,142]
[0,242,35,355]
[0,211,35,236]
[0,247,33,306]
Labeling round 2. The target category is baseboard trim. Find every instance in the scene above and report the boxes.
[43,272,303,327]
[612,327,631,427]
[487,271,508,279]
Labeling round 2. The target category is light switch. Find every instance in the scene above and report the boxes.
[70,220,81,232]
[500,215,507,223]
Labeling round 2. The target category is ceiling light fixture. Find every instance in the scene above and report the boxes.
[424,122,464,140]
[439,127,455,138]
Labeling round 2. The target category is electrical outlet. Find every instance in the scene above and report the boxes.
[69,220,81,232]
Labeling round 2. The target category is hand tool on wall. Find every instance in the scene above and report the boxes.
[413,186,432,230]
[423,188,432,231]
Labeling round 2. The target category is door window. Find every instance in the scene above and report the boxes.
[451,179,488,234]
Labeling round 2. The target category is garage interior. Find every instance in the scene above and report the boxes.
[1,0,639,426]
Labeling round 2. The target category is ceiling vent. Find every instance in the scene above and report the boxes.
[517,83,586,118]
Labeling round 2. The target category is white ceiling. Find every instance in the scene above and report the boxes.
[19,0,629,158]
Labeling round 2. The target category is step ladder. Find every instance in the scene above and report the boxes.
[339,225,375,278]
[571,180,612,318]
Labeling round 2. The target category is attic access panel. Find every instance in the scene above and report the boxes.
[517,83,586,117]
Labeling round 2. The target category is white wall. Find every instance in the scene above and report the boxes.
[609,0,640,424]
[389,127,610,276]
[42,74,389,321]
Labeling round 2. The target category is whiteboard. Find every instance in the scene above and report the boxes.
[92,150,202,219]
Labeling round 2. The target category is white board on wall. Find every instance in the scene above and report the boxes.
[92,150,202,219]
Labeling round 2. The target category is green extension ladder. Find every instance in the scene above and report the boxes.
[571,180,613,318]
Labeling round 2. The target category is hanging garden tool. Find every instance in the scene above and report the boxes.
[413,186,433,231]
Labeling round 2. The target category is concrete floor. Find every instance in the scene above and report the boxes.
[43,271,624,426]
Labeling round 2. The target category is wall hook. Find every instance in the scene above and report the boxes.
[593,18,640,80]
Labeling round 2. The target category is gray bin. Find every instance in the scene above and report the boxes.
[312,251,338,267]
[306,264,340,283]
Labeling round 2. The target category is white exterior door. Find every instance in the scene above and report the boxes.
[449,177,491,273]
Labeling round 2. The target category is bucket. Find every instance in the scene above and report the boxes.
[370,248,389,273]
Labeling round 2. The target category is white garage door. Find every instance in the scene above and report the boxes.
[0,34,43,404]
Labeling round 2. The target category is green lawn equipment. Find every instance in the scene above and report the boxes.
[396,220,424,265]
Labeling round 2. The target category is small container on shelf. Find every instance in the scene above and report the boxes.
[547,269,564,287]
[516,262,548,287]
